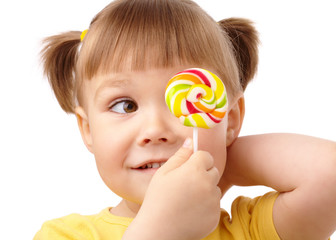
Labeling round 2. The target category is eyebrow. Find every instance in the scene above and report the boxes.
[94,77,130,101]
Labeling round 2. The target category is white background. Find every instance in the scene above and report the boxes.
[0,0,335,239]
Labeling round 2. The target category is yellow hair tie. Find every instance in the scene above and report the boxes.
[80,29,88,42]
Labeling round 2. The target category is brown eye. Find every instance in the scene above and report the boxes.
[123,100,138,113]
[110,99,138,114]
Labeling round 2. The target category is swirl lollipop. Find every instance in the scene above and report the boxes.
[165,68,228,151]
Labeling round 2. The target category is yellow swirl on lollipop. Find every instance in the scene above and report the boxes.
[165,68,228,129]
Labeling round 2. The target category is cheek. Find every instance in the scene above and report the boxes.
[90,123,125,171]
[90,116,132,154]
[92,128,128,191]
[198,125,228,174]
[92,130,117,158]
[89,117,140,174]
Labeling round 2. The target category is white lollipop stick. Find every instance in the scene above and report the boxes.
[193,127,198,152]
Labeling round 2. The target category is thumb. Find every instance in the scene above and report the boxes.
[161,138,193,172]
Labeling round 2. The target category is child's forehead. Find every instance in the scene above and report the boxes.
[92,66,187,85]
[86,68,172,103]
[90,66,194,92]
[94,74,131,89]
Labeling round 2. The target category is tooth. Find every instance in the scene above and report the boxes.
[146,163,152,168]
[152,163,160,168]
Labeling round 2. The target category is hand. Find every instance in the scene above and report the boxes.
[123,138,222,240]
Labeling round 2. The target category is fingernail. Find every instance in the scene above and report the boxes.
[183,138,192,149]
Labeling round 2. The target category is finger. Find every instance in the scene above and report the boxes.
[161,138,193,172]
[186,151,214,171]
[215,186,222,201]
[207,166,220,185]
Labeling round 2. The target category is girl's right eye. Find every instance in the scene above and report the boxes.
[109,99,138,114]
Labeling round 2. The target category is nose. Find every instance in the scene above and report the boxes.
[137,111,177,147]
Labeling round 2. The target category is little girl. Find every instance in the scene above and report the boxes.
[34,0,336,239]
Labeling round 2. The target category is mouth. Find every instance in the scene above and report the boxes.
[138,162,166,169]
[133,160,167,170]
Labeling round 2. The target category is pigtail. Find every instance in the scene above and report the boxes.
[218,18,259,91]
[40,31,82,113]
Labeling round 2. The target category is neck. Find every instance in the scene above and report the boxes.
[110,199,141,218]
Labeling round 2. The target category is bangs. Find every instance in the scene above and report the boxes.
[77,0,240,94]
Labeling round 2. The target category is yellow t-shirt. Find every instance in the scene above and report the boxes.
[34,192,280,240]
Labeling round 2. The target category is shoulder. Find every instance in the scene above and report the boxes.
[33,209,106,240]
[33,208,133,240]
[231,191,279,214]
[221,192,281,240]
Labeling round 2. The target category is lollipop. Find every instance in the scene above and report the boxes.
[165,68,228,151]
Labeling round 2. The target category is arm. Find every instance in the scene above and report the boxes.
[225,133,336,240]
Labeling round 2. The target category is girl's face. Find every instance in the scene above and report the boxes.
[76,66,237,215]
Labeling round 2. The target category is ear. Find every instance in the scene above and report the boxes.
[75,106,94,153]
[226,95,245,146]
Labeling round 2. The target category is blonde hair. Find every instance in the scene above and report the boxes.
[41,0,259,113]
